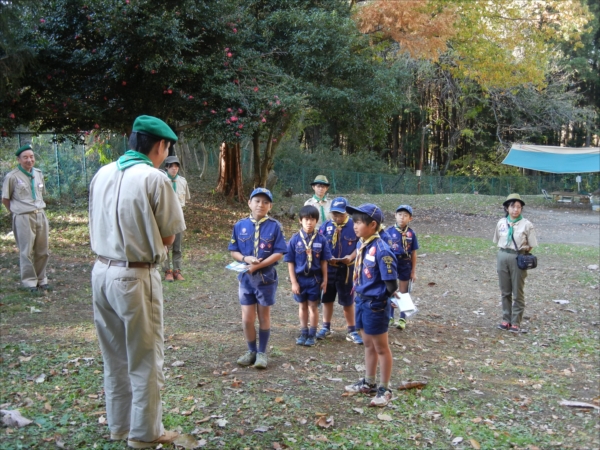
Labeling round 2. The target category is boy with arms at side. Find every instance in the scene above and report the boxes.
[304,175,332,227]
[162,155,191,282]
[316,197,362,345]
[229,188,287,369]
[344,203,398,407]
[285,205,332,347]
[385,205,419,330]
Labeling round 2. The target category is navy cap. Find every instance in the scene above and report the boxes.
[395,204,413,216]
[345,203,384,223]
[250,187,273,202]
[330,197,348,213]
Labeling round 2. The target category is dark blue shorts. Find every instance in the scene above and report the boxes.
[355,294,390,335]
[397,258,412,281]
[322,265,354,307]
[293,274,322,303]
[238,267,278,306]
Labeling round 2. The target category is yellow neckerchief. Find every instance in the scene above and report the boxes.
[394,224,410,254]
[353,233,380,287]
[312,194,327,222]
[17,165,36,200]
[299,229,318,273]
[249,215,269,257]
[331,216,349,250]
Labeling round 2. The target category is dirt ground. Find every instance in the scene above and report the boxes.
[1,185,599,449]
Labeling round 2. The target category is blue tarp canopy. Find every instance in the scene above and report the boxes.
[502,144,600,173]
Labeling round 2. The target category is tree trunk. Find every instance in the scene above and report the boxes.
[216,142,246,201]
[252,130,262,187]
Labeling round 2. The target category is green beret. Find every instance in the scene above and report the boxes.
[16,144,33,157]
[132,115,178,142]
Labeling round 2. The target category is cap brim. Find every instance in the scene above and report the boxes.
[503,199,525,207]
[330,208,346,213]
[310,182,330,186]
[345,205,365,216]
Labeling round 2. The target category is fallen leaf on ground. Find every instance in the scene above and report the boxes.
[196,416,211,423]
[44,402,52,412]
[254,425,270,433]
[326,378,342,382]
[352,408,363,414]
[559,399,600,410]
[452,436,463,445]
[377,413,392,422]
[98,415,106,424]
[172,361,185,367]
[18,356,33,362]
[0,409,33,427]
[315,416,334,428]
[274,397,284,403]
[469,438,481,449]
[174,434,203,449]
[472,417,482,423]
[397,381,428,390]
[55,435,66,449]
[216,419,228,427]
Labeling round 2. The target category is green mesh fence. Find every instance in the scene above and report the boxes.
[2,134,598,200]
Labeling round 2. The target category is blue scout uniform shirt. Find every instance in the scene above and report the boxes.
[384,226,419,258]
[319,219,358,276]
[284,231,332,275]
[228,216,287,267]
[354,238,397,299]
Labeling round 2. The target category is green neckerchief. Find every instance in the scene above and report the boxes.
[312,194,327,222]
[506,215,523,247]
[167,173,178,192]
[116,150,153,171]
[17,165,36,201]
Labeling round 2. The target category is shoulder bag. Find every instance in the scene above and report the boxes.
[510,224,537,270]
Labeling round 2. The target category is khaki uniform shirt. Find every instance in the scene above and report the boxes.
[493,217,538,251]
[304,196,332,226]
[89,162,186,264]
[2,167,46,214]
[171,176,191,208]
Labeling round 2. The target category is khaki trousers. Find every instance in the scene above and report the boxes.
[91,261,165,442]
[162,231,183,271]
[13,210,49,288]
[496,250,527,326]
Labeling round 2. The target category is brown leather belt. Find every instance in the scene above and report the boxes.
[97,255,155,269]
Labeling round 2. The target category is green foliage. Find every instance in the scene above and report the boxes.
[448,153,520,176]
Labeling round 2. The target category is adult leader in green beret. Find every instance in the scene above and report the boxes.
[1,144,50,292]
[88,115,186,448]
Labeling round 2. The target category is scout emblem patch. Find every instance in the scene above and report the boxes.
[382,255,394,274]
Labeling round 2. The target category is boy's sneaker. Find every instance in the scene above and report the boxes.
[370,386,393,407]
[254,352,268,369]
[344,378,377,394]
[296,334,308,345]
[236,351,256,366]
[173,269,185,281]
[346,331,363,345]
[304,336,316,347]
[389,317,395,326]
[316,328,331,340]
[509,325,527,334]
[497,321,511,330]
[395,318,406,330]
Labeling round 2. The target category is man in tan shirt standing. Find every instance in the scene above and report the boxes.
[2,144,50,292]
[89,116,186,449]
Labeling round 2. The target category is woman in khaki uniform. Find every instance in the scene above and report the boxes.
[493,193,538,333]
[89,116,186,449]
[1,144,50,292]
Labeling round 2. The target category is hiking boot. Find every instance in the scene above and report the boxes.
[165,270,174,282]
[236,351,256,366]
[395,318,406,330]
[127,430,179,449]
[304,335,316,347]
[346,331,363,345]
[315,327,331,340]
[173,269,185,281]
[497,321,511,330]
[296,334,308,345]
[254,352,268,369]
[110,431,129,441]
[370,386,393,407]
[344,378,377,394]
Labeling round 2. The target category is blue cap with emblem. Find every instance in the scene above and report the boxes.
[330,197,348,213]
[395,204,413,216]
[345,203,384,224]
[249,187,273,202]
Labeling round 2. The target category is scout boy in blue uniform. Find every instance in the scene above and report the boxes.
[229,188,287,369]
[385,205,419,330]
[316,197,362,344]
[285,205,332,347]
[343,203,398,407]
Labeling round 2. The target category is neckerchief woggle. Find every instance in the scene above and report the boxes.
[117,150,154,171]
[395,224,410,255]
[299,229,318,274]
[17,165,36,201]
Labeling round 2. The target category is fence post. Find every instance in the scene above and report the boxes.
[54,134,61,197]
[331,170,337,194]
[379,175,383,194]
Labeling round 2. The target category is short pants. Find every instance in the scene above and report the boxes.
[397,258,412,281]
[293,273,322,303]
[238,266,278,306]
[321,265,354,306]
[355,294,390,335]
